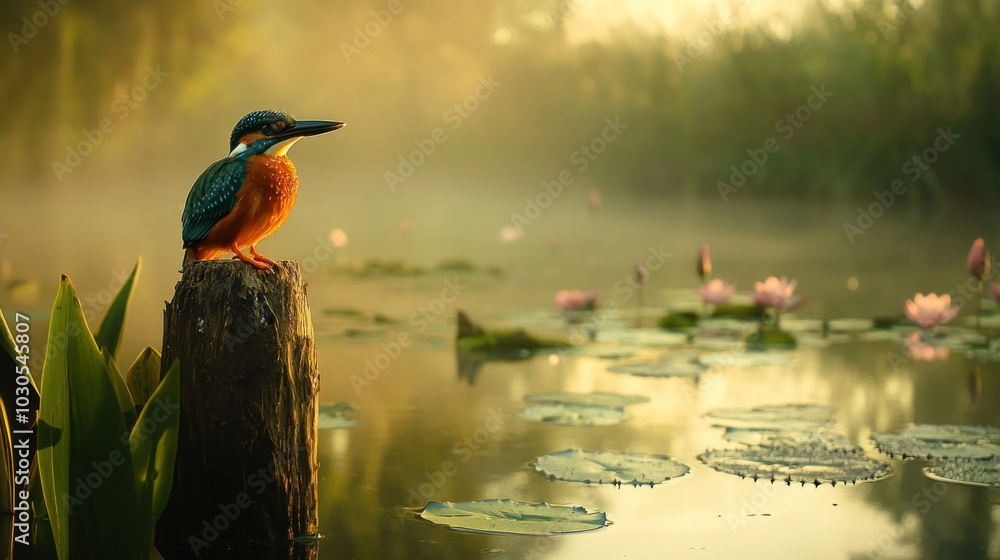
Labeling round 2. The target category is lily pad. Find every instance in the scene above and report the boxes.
[594,329,688,347]
[827,318,875,333]
[926,457,1000,488]
[607,360,706,378]
[419,499,608,535]
[723,428,860,452]
[871,425,1000,460]
[533,449,690,486]
[318,402,359,430]
[697,352,790,367]
[519,404,627,426]
[524,392,649,408]
[706,404,835,431]
[700,446,889,485]
[657,312,698,330]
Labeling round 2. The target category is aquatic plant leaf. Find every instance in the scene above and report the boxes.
[0,398,13,560]
[827,318,875,332]
[0,306,39,427]
[696,352,790,367]
[700,446,890,485]
[533,449,689,485]
[722,428,860,452]
[595,329,688,347]
[608,360,706,378]
[419,499,608,535]
[706,404,835,430]
[94,259,140,360]
[130,359,180,550]
[102,349,136,432]
[871,425,1000,459]
[524,392,649,408]
[319,415,359,430]
[519,404,626,426]
[38,276,143,560]
[124,347,162,409]
[926,457,1000,488]
[319,402,359,430]
[320,402,357,414]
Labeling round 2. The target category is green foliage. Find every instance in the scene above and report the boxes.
[747,329,798,349]
[657,311,699,330]
[711,304,766,321]
[38,275,144,559]
[12,266,180,560]
[0,398,13,559]
[94,259,140,360]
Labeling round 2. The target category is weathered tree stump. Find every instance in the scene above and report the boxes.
[155,261,319,553]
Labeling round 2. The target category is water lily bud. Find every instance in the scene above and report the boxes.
[967,238,989,280]
[697,243,712,281]
[634,264,650,284]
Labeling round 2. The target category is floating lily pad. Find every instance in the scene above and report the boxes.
[519,404,626,426]
[419,499,608,535]
[723,428,860,452]
[827,318,875,333]
[697,352,790,367]
[607,360,706,378]
[524,392,649,408]
[594,329,688,347]
[533,449,690,486]
[746,329,797,349]
[871,425,1000,459]
[700,446,889,485]
[926,457,1000,488]
[710,303,765,320]
[706,404,835,430]
[657,312,699,330]
[318,402,359,430]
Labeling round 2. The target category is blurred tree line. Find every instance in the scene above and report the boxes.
[1,0,997,201]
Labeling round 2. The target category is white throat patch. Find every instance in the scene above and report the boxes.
[265,137,301,157]
[228,142,247,158]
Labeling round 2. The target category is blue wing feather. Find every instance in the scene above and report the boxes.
[181,157,248,248]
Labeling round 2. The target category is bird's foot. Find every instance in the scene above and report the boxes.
[250,246,279,268]
[231,245,273,272]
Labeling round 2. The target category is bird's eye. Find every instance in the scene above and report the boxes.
[261,124,274,135]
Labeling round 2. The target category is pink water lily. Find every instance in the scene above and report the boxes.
[634,264,650,284]
[904,293,959,328]
[698,279,736,305]
[750,276,802,311]
[555,290,599,311]
[967,238,990,280]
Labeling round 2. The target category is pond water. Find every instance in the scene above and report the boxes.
[3,192,998,559]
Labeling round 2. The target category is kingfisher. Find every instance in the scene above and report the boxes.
[181,109,345,270]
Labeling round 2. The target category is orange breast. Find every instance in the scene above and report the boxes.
[193,155,299,257]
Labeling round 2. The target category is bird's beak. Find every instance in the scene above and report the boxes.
[278,120,346,140]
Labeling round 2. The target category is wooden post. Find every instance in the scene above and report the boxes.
[154,261,319,552]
